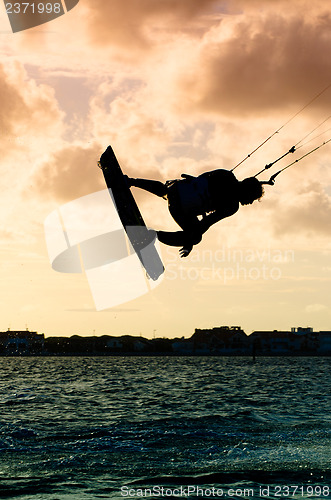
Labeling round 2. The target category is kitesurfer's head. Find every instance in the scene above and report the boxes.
[239,177,264,205]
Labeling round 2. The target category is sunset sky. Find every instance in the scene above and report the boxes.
[1,0,331,338]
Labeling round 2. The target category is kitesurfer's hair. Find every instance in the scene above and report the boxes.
[241,177,264,201]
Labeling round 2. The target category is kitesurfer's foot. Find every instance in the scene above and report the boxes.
[147,229,157,242]
[123,175,132,188]
[140,229,157,247]
[127,228,156,249]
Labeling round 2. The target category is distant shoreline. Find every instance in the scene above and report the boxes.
[1,327,331,356]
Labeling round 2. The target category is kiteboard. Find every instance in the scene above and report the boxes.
[99,146,164,281]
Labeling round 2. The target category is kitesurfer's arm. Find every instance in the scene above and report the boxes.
[199,208,237,234]
[178,208,237,257]
[179,222,203,257]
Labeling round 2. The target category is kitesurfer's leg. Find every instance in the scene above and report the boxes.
[157,223,202,247]
[157,225,202,258]
[129,178,167,198]
[157,230,189,247]
[156,187,202,255]
[157,200,202,257]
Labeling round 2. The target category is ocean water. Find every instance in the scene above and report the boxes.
[0,356,330,499]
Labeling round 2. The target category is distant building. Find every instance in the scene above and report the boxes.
[191,326,249,355]
[250,327,327,355]
[172,337,194,355]
[317,331,331,354]
[0,329,44,355]
[119,335,150,353]
[106,337,123,350]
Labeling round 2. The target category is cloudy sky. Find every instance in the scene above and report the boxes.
[1,0,331,338]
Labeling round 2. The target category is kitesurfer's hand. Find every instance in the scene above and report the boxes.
[179,245,192,258]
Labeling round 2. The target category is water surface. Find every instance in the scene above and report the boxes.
[0,356,330,499]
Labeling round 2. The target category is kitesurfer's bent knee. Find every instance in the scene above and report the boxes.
[157,229,202,247]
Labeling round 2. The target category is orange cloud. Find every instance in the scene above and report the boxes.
[83,0,220,50]
[174,12,331,117]
[32,144,104,202]
[0,62,64,154]
[0,64,37,144]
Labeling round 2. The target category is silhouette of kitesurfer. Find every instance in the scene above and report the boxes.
[128,170,264,257]
[99,148,264,257]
